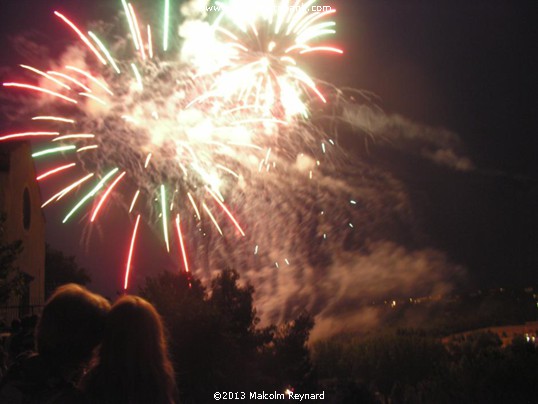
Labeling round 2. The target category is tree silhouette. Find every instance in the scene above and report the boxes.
[45,244,91,298]
[266,313,316,392]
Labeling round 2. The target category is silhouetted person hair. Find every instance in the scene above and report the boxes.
[36,283,111,370]
[83,295,177,404]
[0,284,110,403]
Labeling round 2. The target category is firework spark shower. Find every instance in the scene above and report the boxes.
[1,0,346,290]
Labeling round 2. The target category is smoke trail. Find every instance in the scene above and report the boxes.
[342,104,474,171]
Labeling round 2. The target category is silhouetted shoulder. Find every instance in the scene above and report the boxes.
[0,354,89,404]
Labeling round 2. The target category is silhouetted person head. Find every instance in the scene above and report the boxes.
[83,295,177,404]
[0,284,110,403]
[36,283,111,371]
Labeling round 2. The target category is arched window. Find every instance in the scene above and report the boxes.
[23,187,31,230]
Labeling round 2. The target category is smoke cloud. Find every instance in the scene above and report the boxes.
[195,143,465,340]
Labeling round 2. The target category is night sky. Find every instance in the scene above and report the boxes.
[1,0,536,311]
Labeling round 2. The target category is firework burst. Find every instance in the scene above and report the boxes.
[186,0,342,119]
[1,0,342,290]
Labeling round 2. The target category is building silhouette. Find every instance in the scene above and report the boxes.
[0,141,45,322]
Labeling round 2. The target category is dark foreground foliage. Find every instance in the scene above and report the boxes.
[313,330,538,404]
[140,269,315,403]
[44,244,91,298]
